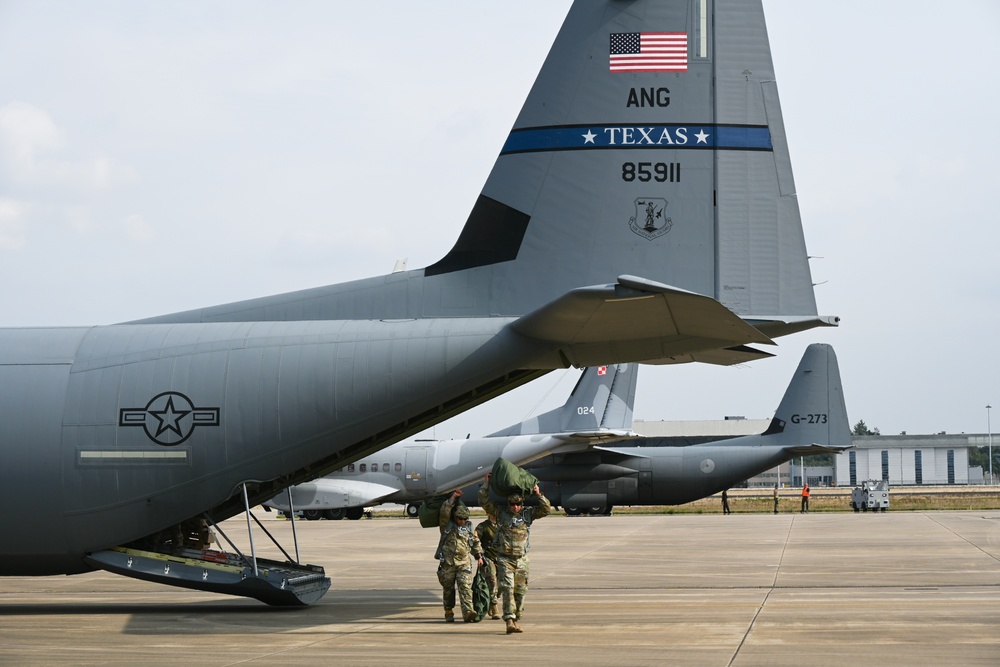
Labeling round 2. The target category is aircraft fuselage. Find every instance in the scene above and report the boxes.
[0,319,548,574]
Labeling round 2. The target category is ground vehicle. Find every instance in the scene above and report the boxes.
[851,480,890,512]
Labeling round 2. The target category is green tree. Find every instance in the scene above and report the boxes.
[852,419,880,436]
[969,446,998,474]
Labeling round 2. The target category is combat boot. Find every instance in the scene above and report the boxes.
[505,619,522,634]
[463,609,476,623]
[489,602,501,620]
[444,609,455,623]
[512,619,524,632]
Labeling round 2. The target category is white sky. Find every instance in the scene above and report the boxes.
[1,1,998,439]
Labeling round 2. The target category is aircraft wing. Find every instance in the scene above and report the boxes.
[511,275,773,367]
[265,478,400,511]
[783,444,855,457]
[546,430,636,454]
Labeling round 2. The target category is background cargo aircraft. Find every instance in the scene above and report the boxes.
[460,344,850,514]
[265,363,637,520]
[0,0,835,603]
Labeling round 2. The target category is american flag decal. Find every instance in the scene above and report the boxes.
[609,32,688,72]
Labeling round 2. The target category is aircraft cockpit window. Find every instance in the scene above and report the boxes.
[360,463,367,472]
[383,463,390,472]
[395,463,402,472]
[348,464,355,472]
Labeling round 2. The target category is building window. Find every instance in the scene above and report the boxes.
[915,450,923,485]
[881,450,889,482]
[947,450,955,484]
[849,451,857,487]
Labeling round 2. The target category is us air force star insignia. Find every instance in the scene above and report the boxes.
[628,197,673,240]
[119,391,221,446]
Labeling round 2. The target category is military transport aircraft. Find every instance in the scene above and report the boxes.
[264,363,637,520]
[460,344,851,514]
[0,0,836,604]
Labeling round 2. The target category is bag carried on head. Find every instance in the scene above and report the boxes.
[417,493,452,528]
[488,458,540,504]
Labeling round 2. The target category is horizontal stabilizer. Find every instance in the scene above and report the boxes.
[784,444,854,457]
[644,344,775,367]
[549,430,636,452]
[511,276,772,367]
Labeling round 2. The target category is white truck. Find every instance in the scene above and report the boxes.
[851,480,890,512]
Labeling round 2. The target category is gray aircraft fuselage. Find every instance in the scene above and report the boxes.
[0,319,546,574]
[531,439,808,509]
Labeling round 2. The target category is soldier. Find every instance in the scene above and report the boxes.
[437,490,484,623]
[478,473,551,635]
[474,513,501,620]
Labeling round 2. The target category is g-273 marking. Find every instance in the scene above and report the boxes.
[791,413,827,424]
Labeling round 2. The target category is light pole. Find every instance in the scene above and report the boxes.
[988,405,993,486]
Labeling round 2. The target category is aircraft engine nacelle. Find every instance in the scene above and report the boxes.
[541,478,639,510]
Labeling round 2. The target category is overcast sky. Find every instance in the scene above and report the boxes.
[1,1,998,440]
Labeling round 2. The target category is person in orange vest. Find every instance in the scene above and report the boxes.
[800,483,810,513]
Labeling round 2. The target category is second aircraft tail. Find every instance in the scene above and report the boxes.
[762,343,852,450]
[488,364,638,438]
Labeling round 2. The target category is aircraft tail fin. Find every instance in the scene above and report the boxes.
[135,0,833,338]
[423,0,822,322]
[488,363,638,438]
[762,344,852,448]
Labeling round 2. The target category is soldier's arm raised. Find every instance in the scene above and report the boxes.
[478,475,497,516]
[531,485,552,520]
[439,494,457,530]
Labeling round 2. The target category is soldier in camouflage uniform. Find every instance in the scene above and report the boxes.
[437,489,484,623]
[478,473,551,634]
[474,513,501,620]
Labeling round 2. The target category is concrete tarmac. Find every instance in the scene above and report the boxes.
[1,510,999,666]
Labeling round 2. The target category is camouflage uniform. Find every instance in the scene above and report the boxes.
[437,495,482,622]
[474,516,501,619]
[478,485,551,625]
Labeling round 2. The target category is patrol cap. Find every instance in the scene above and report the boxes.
[507,495,523,505]
[454,505,470,519]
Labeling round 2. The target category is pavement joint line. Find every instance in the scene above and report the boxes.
[921,512,1000,565]
[726,512,795,666]
[218,622,391,667]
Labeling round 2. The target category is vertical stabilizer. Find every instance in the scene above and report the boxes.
[427,0,818,319]
[489,364,637,437]
[137,0,829,334]
[764,344,852,447]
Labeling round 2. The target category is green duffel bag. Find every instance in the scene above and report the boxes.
[489,458,539,500]
[417,493,452,528]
